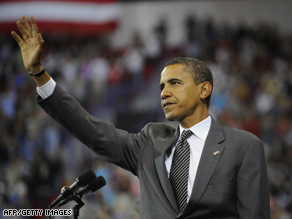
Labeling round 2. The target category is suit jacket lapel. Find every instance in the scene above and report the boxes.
[154,125,180,213]
[153,119,226,216]
[184,118,225,213]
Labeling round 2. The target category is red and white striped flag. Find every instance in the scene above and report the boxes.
[0,0,120,35]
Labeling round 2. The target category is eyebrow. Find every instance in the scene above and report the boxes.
[159,78,182,90]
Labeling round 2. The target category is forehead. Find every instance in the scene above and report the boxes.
[160,64,192,82]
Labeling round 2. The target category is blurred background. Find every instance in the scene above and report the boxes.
[0,0,292,218]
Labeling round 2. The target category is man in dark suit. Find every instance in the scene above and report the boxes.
[12,16,270,219]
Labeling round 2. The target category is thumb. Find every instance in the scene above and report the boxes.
[38,33,44,44]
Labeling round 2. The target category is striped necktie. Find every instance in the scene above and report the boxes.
[169,130,192,212]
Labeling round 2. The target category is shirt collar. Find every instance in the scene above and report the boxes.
[179,115,211,141]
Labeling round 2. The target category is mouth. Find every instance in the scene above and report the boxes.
[162,102,175,109]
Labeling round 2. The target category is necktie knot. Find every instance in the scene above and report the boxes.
[180,130,193,142]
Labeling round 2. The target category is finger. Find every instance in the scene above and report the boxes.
[11,31,24,47]
[16,20,28,41]
[30,16,39,38]
[38,33,44,45]
[21,16,32,38]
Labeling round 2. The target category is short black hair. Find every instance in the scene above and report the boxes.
[165,57,213,106]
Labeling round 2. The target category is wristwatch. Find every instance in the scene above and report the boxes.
[28,69,45,77]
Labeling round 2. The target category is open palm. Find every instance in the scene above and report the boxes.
[11,16,44,73]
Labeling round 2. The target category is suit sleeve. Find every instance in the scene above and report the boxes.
[236,138,270,219]
[38,85,149,175]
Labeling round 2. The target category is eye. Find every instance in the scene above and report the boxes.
[171,81,180,85]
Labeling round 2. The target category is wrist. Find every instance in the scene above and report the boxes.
[28,68,45,77]
[27,65,44,74]
[31,70,51,87]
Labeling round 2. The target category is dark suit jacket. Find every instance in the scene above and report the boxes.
[38,85,270,219]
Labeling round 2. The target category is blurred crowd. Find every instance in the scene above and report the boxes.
[0,14,292,219]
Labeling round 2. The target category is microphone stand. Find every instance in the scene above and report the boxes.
[72,194,84,219]
[48,174,106,218]
[51,189,85,219]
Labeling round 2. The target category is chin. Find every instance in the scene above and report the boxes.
[164,113,179,122]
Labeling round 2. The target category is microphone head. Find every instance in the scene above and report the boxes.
[88,176,106,192]
[77,169,96,186]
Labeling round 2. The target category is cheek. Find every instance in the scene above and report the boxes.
[178,91,193,106]
[181,94,199,110]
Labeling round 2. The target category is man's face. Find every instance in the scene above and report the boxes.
[160,63,203,127]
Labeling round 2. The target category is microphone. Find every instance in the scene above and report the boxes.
[49,169,96,209]
[76,176,106,197]
[55,176,106,208]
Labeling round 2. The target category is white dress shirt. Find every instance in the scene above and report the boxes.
[36,77,56,99]
[165,116,211,202]
[37,79,212,203]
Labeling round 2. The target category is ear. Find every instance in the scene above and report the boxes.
[200,81,212,100]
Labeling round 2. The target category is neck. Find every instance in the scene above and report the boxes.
[179,109,209,129]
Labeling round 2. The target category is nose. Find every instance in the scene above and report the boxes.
[161,86,171,100]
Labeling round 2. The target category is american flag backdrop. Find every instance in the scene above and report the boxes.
[0,0,120,35]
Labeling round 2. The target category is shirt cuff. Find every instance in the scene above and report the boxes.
[36,77,56,99]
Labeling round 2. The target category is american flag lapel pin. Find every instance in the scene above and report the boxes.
[213,150,220,156]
